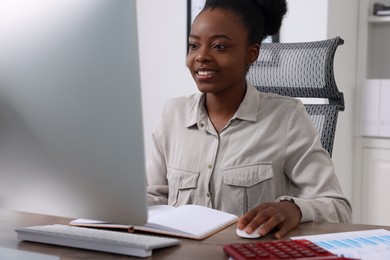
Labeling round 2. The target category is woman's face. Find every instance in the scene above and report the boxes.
[187,8,259,95]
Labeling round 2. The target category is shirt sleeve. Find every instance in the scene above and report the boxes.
[281,102,352,223]
[145,117,169,206]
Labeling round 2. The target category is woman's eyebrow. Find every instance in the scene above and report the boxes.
[189,34,232,41]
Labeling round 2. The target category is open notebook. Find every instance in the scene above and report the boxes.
[70,204,238,240]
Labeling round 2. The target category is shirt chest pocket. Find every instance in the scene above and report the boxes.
[221,163,274,215]
[167,168,199,206]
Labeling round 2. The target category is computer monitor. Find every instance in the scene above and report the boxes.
[0,0,148,225]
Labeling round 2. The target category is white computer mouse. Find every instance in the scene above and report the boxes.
[235,226,262,239]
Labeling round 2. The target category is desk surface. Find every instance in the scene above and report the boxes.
[1,209,390,259]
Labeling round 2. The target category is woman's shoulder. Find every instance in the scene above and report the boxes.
[258,91,304,111]
[165,93,201,107]
[259,91,300,103]
[162,93,203,116]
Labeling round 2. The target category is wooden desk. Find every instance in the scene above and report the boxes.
[1,209,390,259]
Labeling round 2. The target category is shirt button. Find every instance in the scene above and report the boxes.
[208,164,213,169]
[199,123,205,128]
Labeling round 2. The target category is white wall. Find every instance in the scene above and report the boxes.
[280,0,328,42]
[136,0,359,209]
[327,0,359,210]
[136,0,195,159]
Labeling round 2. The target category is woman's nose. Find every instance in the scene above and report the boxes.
[195,48,211,62]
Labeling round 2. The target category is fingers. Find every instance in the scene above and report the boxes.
[237,206,262,230]
[237,202,301,238]
[253,207,285,236]
[274,224,291,239]
[238,203,282,234]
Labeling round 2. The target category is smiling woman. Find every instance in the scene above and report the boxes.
[187,8,255,102]
[147,0,351,241]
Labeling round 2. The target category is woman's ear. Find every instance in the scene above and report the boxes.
[246,43,260,65]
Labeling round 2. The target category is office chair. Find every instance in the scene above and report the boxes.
[247,37,345,157]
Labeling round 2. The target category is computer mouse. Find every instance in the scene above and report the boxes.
[235,226,262,239]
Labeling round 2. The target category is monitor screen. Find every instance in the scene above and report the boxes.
[0,0,147,225]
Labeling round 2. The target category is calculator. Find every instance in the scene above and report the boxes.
[223,239,357,259]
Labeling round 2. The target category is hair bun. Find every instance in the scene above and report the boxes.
[255,0,287,36]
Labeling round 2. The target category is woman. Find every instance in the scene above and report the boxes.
[147,0,352,239]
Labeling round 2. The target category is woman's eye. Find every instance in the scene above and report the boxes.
[188,43,198,50]
[214,44,227,50]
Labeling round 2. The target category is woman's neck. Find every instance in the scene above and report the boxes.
[205,84,247,133]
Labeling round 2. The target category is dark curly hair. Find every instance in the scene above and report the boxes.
[201,0,287,45]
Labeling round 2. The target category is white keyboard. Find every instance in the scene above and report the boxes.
[16,224,181,257]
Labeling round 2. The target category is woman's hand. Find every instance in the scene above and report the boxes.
[237,201,302,239]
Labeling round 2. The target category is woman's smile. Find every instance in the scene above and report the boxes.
[196,69,217,80]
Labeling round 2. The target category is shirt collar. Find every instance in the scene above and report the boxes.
[235,81,260,122]
[185,80,260,128]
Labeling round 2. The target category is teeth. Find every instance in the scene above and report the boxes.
[197,71,215,76]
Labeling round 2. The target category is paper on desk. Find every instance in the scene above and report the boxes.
[71,205,238,240]
[291,229,390,260]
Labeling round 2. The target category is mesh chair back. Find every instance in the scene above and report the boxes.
[247,37,344,157]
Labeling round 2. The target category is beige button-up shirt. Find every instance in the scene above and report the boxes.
[146,84,352,223]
